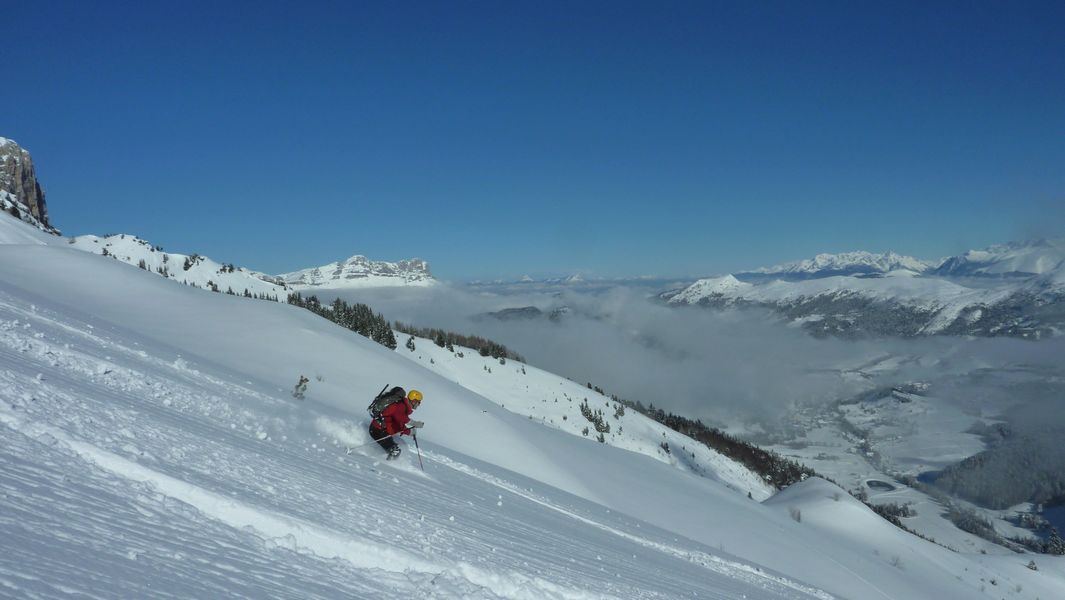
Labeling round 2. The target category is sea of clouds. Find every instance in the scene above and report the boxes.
[319,282,1065,437]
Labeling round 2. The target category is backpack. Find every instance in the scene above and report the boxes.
[367,385,406,426]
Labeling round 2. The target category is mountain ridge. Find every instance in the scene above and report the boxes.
[666,239,1065,339]
[746,250,936,278]
[278,254,435,289]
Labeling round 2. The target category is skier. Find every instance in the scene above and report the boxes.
[368,387,424,459]
[292,374,310,400]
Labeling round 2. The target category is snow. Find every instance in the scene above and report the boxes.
[671,241,1065,335]
[939,240,1065,277]
[63,234,435,298]
[280,255,436,289]
[837,391,988,475]
[753,251,933,276]
[67,233,289,298]
[2,213,1064,599]
[670,269,1025,335]
[392,335,776,500]
[669,275,753,303]
[0,200,54,245]
[673,271,1011,316]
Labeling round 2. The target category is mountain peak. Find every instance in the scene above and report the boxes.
[749,250,931,278]
[667,274,752,304]
[279,254,436,289]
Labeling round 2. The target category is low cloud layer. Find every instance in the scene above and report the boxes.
[329,284,1065,433]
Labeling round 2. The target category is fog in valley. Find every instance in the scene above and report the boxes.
[324,283,1065,439]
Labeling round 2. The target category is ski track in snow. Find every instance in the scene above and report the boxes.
[426,453,834,600]
[0,288,829,599]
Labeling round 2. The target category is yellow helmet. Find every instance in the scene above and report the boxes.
[408,389,423,402]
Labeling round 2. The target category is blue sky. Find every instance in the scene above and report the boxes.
[4,1,1063,281]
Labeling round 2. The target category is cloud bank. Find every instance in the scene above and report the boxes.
[319,282,1065,434]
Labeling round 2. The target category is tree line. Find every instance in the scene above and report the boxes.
[287,293,397,350]
[615,395,815,488]
[393,322,524,362]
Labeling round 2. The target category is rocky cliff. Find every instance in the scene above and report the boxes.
[0,137,58,234]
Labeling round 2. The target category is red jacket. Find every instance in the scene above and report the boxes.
[377,399,414,436]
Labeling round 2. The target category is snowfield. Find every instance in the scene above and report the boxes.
[1,214,1063,599]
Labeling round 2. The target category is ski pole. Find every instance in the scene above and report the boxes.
[412,429,424,471]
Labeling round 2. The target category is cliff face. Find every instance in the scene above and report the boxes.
[1,137,57,234]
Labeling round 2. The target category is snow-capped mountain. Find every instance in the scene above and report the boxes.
[4,210,1063,599]
[279,255,435,289]
[667,241,1065,339]
[667,274,753,304]
[933,239,1065,278]
[747,251,935,279]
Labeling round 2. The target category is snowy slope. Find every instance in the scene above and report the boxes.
[69,233,289,298]
[392,335,777,500]
[67,234,436,298]
[0,205,56,245]
[2,215,1063,599]
[668,274,754,304]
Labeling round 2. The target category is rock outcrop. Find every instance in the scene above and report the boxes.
[1,137,58,234]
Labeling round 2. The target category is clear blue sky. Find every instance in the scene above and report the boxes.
[4,1,1063,281]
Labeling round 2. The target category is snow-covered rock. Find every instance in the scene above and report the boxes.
[667,241,1065,338]
[750,251,934,278]
[279,255,435,289]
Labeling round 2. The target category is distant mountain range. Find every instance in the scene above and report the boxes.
[743,251,936,280]
[278,255,434,289]
[931,239,1065,278]
[5,136,1063,338]
[665,241,1065,339]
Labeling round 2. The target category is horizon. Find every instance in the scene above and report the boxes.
[4,1,1064,281]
